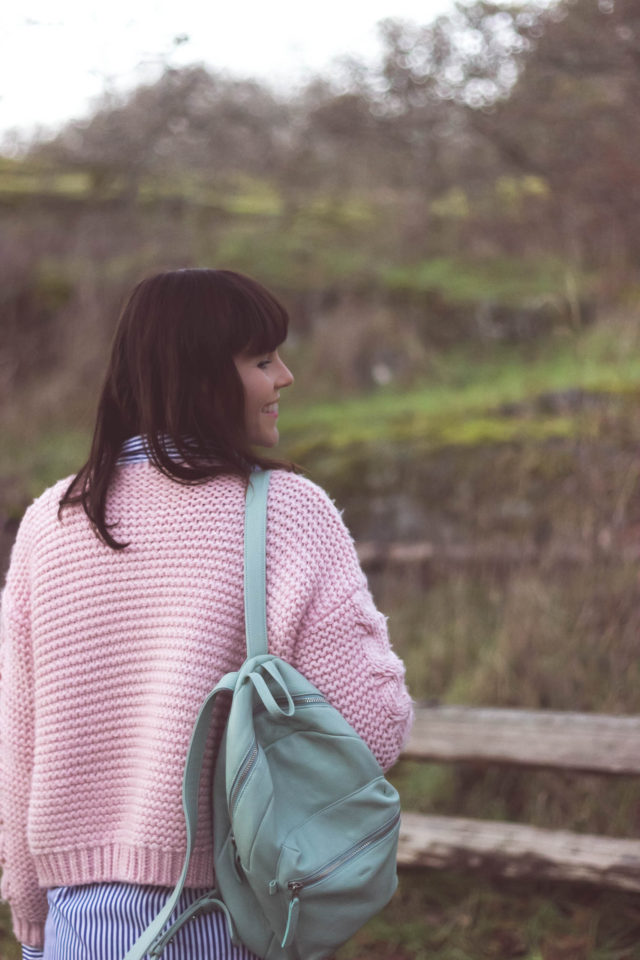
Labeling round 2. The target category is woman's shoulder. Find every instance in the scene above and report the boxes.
[15,476,75,533]
[267,470,344,522]
[2,477,76,594]
[266,469,357,555]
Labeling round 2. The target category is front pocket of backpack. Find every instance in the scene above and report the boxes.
[275,782,400,957]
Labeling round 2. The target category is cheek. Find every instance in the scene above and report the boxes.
[246,381,262,411]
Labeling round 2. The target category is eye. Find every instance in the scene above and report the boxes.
[257,356,273,369]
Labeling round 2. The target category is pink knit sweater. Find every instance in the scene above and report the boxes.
[0,466,412,948]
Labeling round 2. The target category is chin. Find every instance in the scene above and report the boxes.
[252,432,279,448]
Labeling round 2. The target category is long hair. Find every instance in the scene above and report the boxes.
[59,268,294,549]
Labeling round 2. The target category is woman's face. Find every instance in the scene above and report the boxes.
[234,349,294,447]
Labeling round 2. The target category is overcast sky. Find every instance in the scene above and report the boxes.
[0,0,462,140]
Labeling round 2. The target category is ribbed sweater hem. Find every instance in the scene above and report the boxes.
[13,917,44,949]
[34,843,215,890]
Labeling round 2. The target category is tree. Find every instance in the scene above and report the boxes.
[465,0,640,268]
[35,67,290,195]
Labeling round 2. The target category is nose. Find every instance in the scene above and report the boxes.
[277,358,294,388]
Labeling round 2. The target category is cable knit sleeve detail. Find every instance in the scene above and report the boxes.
[0,504,48,949]
[265,473,413,771]
[294,583,412,771]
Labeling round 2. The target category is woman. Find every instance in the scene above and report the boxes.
[0,268,413,959]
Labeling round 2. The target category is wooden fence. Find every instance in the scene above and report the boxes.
[396,706,640,891]
[358,540,640,570]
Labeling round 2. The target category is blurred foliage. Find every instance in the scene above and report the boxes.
[6,0,635,275]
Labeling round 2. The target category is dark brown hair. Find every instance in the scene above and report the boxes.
[60,268,294,549]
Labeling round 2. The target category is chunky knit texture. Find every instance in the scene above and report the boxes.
[0,467,413,948]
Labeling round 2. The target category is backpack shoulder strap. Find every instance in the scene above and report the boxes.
[243,469,271,659]
[122,672,237,960]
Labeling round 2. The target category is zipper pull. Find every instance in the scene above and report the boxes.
[231,833,245,883]
[281,887,301,949]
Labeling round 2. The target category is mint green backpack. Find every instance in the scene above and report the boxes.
[124,470,401,960]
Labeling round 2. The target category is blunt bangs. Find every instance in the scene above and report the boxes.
[213,270,289,357]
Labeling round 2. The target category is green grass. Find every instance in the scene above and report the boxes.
[0,428,89,515]
[0,902,20,959]
[336,871,640,960]
[0,158,374,227]
[294,326,640,425]
[0,170,92,196]
[380,255,583,304]
[0,154,592,307]
[280,317,640,460]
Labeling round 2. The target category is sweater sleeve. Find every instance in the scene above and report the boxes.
[0,508,48,949]
[295,582,413,771]
[266,474,413,772]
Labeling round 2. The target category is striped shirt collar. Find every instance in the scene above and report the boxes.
[117,435,184,465]
[116,435,230,468]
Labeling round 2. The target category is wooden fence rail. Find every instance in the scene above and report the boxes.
[404,705,640,775]
[396,706,640,891]
[357,540,640,570]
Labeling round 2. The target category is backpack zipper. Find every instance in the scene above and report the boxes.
[274,693,327,708]
[229,697,326,812]
[229,740,259,812]
[286,809,401,894]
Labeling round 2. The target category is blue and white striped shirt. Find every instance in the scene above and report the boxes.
[23,882,258,959]
[21,438,258,960]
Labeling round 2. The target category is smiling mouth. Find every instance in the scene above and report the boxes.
[262,402,279,415]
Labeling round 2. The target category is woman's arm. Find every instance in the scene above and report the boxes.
[294,581,413,771]
[266,473,413,770]
[0,509,48,949]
